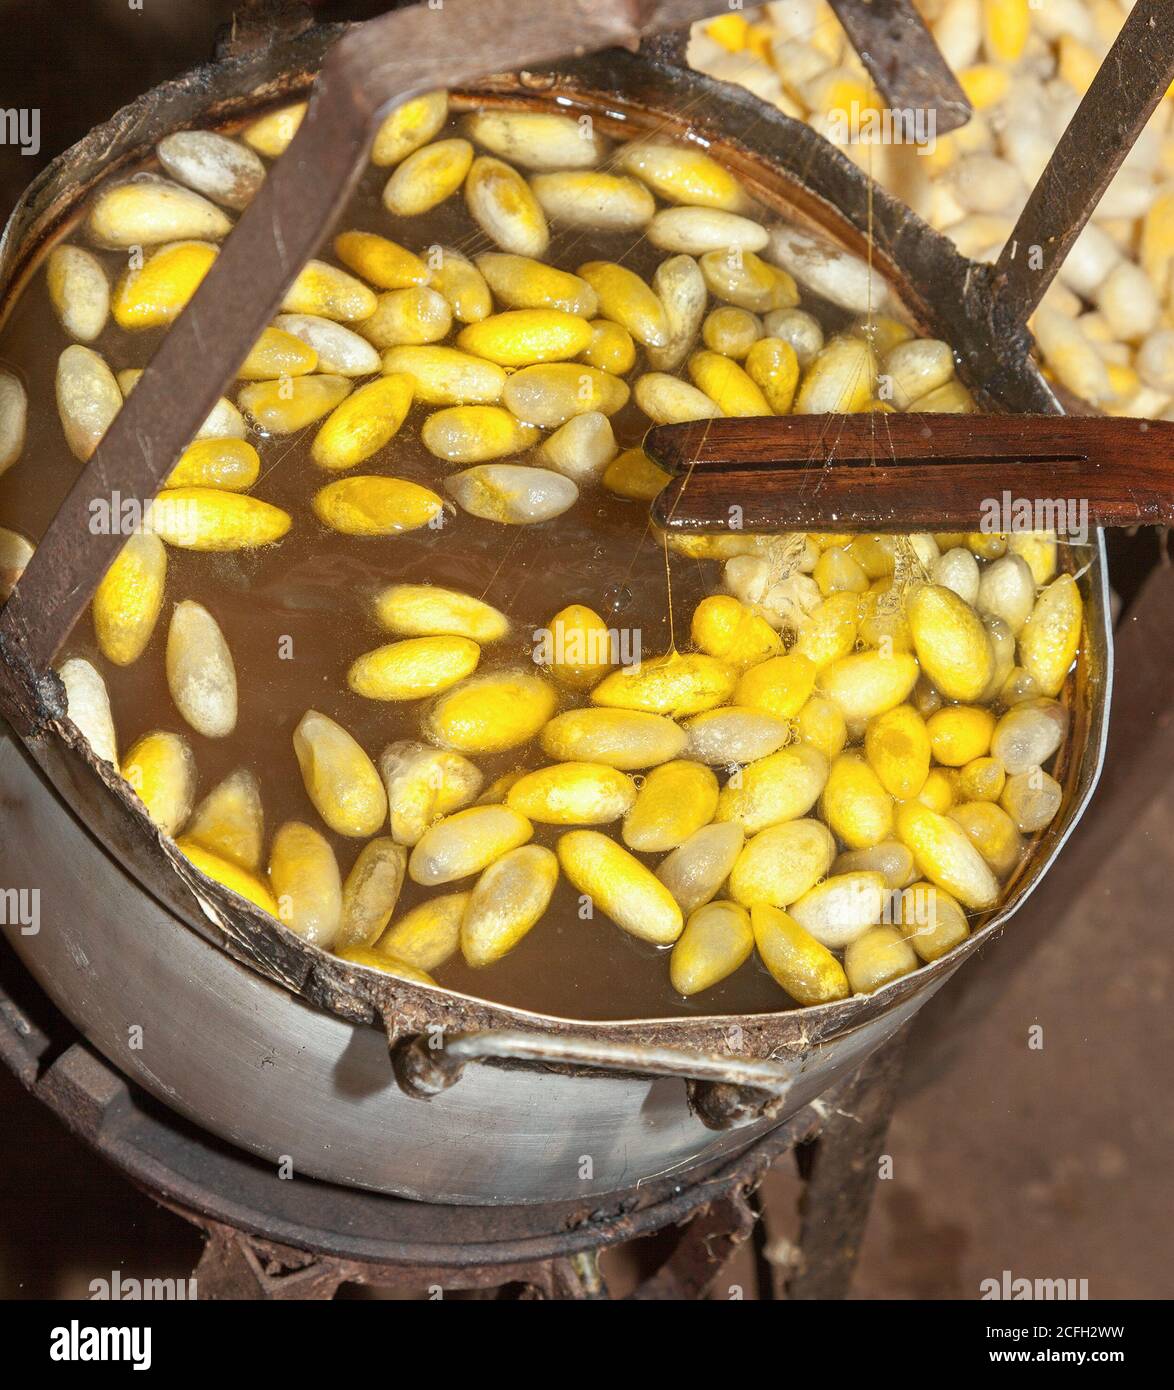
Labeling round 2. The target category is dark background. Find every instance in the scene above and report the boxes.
[0,0,1171,1299]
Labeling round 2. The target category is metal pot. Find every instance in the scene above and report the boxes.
[0,20,1112,1204]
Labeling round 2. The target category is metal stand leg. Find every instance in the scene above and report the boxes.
[785,1032,908,1300]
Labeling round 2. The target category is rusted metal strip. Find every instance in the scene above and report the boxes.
[0,0,728,677]
[646,414,1174,533]
[992,0,1174,331]
[827,0,971,134]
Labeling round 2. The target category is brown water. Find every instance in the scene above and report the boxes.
[0,117,840,1019]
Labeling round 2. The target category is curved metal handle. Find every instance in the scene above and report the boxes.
[390,1028,798,1130]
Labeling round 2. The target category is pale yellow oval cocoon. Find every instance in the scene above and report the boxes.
[907,583,994,702]
[670,901,754,996]
[58,658,118,769]
[789,871,887,949]
[377,891,468,970]
[360,287,451,348]
[464,111,607,171]
[844,925,918,994]
[166,438,260,491]
[185,768,263,871]
[372,91,448,167]
[122,730,196,836]
[383,138,473,216]
[820,752,894,850]
[684,707,791,765]
[429,247,492,323]
[614,141,751,212]
[348,636,480,701]
[895,800,999,910]
[577,261,669,348]
[541,708,686,770]
[475,253,598,316]
[88,177,231,248]
[312,475,444,535]
[818,651,920,725]
[457,310,593,367]
[56,345,121,461]
[1017,574,1082,698]
[421,405,539,463]
[310,374,414,471]
[293,710,387,839]
[591,650,737,718]
[381,346,505,405]
[178,839,277,917]
[622,760,719,853]
[427,669,557,754]
[280,260,377,321]
[409,805,533,886]
[795,335,876,414]
[239,375,352,433]
[375,583,508,643]
[269,821,342,948]
[657,822,744,916]
[949,800,1024,879]
[751,903,849,1005]
[93,531,166,666]
[729,818,836,908]
[147,489,291,550]
[715,743,829,834]
[530,171,655,230]
[465,156,549,257]
[238,326,318,380]
[502,364,628,429]
[461,844,559,967]
[166,600,237,738]
[506,762,636,825]
[557,830,683,945]
[379,741,483,847]
[47,245,109,342]
[338,838,408,951]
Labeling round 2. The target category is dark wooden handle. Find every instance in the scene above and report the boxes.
[645,415,1174,533]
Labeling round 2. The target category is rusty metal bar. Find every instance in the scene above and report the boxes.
[0,0,728,678]
[991,0,1174,331]
[827,0,971,134]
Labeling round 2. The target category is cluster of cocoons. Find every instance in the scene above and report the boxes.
[0,86,1082,1009]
